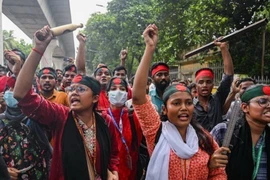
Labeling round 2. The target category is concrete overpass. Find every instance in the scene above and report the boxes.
[1,0,76,69]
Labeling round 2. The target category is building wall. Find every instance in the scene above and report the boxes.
[178,53,224,85]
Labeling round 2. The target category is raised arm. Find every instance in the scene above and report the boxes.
[214,40,234,75]
[132,24,158,105]
[120,49,128,67]
[4,50,22,77]
[223,78,240,115]
[14,26,53,101]
[75,32,87,75]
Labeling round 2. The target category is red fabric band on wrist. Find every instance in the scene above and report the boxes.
[32,48,44,56]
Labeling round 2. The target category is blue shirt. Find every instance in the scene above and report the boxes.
[149,89,163,114]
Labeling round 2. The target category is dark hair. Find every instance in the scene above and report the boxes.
[112,66,127,76]
[150,62,169,76]
[12,48,26,61]
[161,92,215,155]
[63,64,77,75]
[93,65,111,77]
[171,79,179,83]
[236,77,256,87]
[106,77,128,92]
[56,69,63,73]
[129,76,152,86]
[187,83,196,90]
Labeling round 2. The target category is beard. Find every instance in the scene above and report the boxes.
[41,83,54,92]
[155,80,170,92]
[42,87,54,92]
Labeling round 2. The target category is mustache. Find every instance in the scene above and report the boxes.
[43,83,52,87]
[160,80,168,84]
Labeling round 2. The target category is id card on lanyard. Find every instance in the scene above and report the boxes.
[108,108,132,170]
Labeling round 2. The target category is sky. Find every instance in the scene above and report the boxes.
[2,0,111,50]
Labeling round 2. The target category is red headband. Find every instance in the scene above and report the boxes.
[151,65,169,76]
[195,70,214,81]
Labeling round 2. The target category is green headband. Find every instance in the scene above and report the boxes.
[163,84,191,102]
[241,85,270,102]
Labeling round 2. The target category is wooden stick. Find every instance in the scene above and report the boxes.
[184,19,268,59]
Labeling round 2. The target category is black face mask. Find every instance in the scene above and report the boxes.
[155,79,170,91]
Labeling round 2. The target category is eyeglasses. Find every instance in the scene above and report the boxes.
[66,86,88,94]
[249,98,270,108]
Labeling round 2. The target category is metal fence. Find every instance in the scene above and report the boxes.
[208,61,224,86]
[252,76,270,84]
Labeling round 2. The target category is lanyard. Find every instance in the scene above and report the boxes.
[108,108,129,154]
[252,131,265,180]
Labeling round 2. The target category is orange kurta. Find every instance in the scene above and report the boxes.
[133,96,227,180]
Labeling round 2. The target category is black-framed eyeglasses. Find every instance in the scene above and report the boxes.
[66,86,88,94]
[249,98,270,108]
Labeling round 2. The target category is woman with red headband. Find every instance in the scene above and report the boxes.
[132,24,227,179]
[102,77,142,180]
[13,26,119,180]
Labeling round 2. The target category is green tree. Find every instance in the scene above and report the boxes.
[84,0,156,76]
[3,30,32,57]
[84,0,270,77]
[14,39,32,56]
[3,30,17,50]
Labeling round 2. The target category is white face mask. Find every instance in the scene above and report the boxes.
[108,90,128,107]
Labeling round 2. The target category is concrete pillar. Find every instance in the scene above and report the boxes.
[178,64,181,79]
[0,0,3,65]
[52,46,65,70]
[40,38,58,68]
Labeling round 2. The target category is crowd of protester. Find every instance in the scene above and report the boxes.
[0,23,269,180]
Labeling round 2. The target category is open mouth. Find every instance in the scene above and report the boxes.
[178,114,189,120]
[43,84,51,88]
[264,111,270,117]
[70,97,80,105]
[201,89,209,94]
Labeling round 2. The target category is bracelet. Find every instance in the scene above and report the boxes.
[32,48,44,56]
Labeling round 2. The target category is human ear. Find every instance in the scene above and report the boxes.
[93,95,99,104]
[241,103,249,113]
[162,104,167,115]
